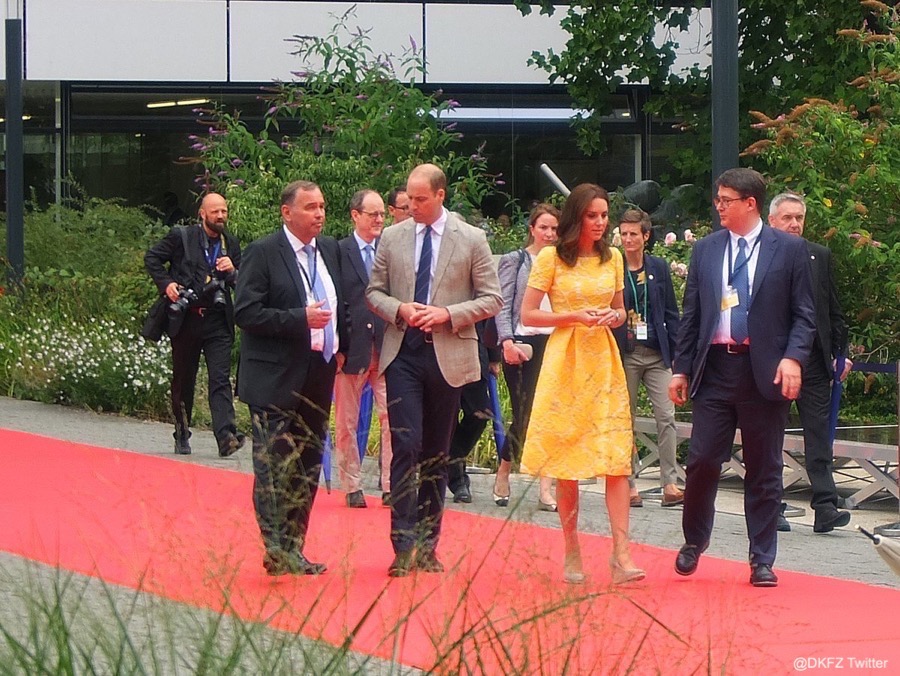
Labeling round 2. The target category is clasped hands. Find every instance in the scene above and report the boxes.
[574,307,620,328]
[399,302,451,332]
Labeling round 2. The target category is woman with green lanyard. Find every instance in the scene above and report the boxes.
[616,209,684,508]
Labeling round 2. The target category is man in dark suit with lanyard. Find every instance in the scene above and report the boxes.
[234,180,347,576]
[333,189,392,508]
[768,192,853,533]
[669,168,815,587]
[145,192,244,457]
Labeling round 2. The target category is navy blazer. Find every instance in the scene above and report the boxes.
[673,225,816,401]
[615,253,681,368]
[338,235,385,374]
[806,241,848,375]
[234,229,347,410]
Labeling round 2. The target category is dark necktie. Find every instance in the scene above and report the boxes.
[363,244,374,278]
[730,237,749,344]
[303,244,335,362]
[414,226,432,305]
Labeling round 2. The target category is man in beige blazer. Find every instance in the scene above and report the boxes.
[366,163,502,576]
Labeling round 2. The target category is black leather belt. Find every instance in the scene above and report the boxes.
[711,343,750,355]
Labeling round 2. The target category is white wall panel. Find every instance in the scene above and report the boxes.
[424,5,567,85]
[230,2,423,83]
[26,0,227,81]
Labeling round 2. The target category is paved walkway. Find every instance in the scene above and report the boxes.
[2,395,898,589]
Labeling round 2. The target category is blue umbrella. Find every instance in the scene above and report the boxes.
[488,373,506,465]
[321,430,333,493]
[357,382,374,462]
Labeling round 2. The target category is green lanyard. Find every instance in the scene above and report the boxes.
[627,263,648,323]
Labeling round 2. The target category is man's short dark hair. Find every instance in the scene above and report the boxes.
[619,208,652,235]
[715,168,766,211]
[387,186,407,207]
[281,180,321,207]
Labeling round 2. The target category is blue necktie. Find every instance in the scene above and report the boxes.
[303,244,334,362]
[414,226,432,305]
[730,237,749,345]
[363,244,374,278]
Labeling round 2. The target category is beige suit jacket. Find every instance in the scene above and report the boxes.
[365,211,502,388]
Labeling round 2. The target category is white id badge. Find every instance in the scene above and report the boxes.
[635,321,648,340]
[722,286,740,311]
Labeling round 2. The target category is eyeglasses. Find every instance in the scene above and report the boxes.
[392,205,410,212]
[359,210,386,218]
[713,195,748,208]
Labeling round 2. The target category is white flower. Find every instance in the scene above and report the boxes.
[684,229,696,243]
[664,232,677,246]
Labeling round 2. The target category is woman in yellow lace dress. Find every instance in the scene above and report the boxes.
[520,183,644,586]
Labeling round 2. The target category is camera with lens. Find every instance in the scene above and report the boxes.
[203,277,228,308]
[168,287,199,316]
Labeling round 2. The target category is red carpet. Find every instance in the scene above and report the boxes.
[1,428,898,674]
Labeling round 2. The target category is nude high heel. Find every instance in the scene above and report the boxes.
[609,557,646,585]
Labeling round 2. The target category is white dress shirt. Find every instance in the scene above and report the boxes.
[283,225,340,354]
[414,208,448,305]
[713,219,763,345]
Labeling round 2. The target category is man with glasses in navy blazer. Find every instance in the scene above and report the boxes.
[668,168,816,588]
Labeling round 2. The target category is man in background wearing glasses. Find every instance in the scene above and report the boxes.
[387,186,410,225]
[668,168,815,588]
[334,189,393,509]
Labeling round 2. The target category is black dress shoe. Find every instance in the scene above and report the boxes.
[292,552,327,575]
[675,543,706,576]
[263,549,326,576]
[452,485,473,504]
[388,551,413,577]
[777,503,791,532]
[218,433,246,457]
[813,508,851,533]
[381,492,391,507]
[750,563,778,587]
[345,490,367,508]
[414,550,445,573]
[174,438,192,455]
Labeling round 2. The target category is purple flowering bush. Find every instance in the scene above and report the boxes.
[188,8,500,243]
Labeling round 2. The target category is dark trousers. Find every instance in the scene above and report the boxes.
[385,341,462,554]
[447,377,492,493]
[249,354,336,555]
[682,350,789,566]
[499,334,548,463]
[796,350,839,511]
[170,309,236,445]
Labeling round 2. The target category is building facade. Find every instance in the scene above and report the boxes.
[1,0,710,214]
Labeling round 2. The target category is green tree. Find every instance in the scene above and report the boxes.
[744,0,900,374]
[188,8,500,243]
[514,0,877,185]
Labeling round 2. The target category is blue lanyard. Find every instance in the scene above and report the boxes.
[727,236,760,286]
[297,245,319,300]
[204,239,221,271]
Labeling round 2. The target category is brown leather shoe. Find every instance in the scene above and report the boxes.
[630,494,644,508]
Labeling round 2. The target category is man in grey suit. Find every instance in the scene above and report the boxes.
[334,189,392,509]
[769,192,852,533]
[235,180,347,576]
[366,163,502,576]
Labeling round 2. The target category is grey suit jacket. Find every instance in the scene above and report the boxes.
[365,211,502,388]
